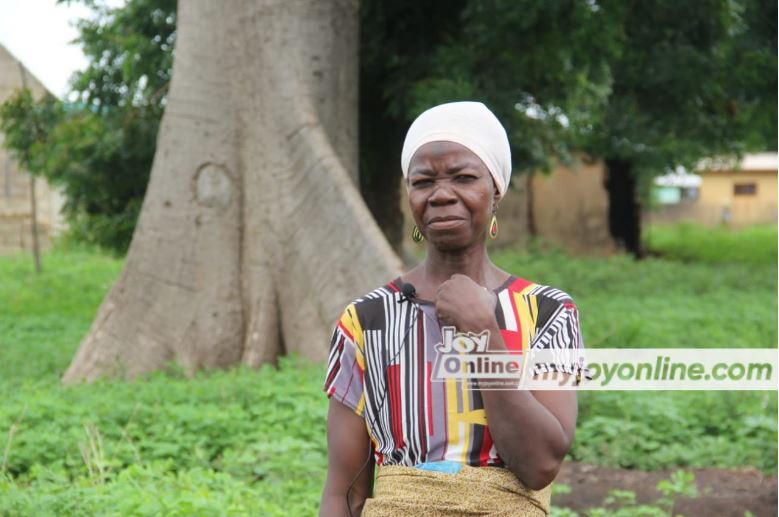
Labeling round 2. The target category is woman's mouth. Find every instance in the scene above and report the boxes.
[427,217,466,230]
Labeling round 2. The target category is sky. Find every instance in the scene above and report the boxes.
[0,0,119,99]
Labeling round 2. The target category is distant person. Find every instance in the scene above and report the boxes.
[320,101,588,516]
[721,198,732,226]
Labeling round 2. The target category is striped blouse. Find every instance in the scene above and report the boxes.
[323,275,586,468]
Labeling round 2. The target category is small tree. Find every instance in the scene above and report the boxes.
[0,88,62,271]
[0,0,176,253]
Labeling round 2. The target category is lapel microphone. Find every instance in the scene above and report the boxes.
[400,282,417,303]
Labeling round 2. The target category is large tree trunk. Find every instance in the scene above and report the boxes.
[604,158,644,257]
[64,0,401,382]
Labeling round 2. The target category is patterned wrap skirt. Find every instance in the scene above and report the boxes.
[362,463,552,516]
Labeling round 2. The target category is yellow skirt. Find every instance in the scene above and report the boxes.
[362,464,552,516]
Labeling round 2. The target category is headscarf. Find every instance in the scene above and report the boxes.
[400,101,512,196]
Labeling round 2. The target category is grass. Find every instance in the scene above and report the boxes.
[644,223,777,266]
[493,225,777,349]
[0,245,123,384]
[0,362,327,516]
[0,225,775,516]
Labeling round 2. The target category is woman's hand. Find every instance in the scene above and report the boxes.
[435,273,498,333]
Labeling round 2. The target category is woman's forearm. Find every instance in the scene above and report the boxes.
[320,492,366,517]
[480,386,571,489]
[478,321,574,489]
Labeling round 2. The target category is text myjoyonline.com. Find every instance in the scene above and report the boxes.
[433,345,778,390]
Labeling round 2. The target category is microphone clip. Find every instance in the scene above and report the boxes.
[399,282,417,303]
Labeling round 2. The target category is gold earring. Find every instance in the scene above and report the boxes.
[489,215,498,240]
[412,225,424,243]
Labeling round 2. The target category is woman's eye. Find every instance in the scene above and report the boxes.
[456,175,477,182]
[412,179,433,187]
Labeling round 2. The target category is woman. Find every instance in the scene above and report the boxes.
[320,102,587,516]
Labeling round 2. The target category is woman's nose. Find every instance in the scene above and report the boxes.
[428,182,458,205]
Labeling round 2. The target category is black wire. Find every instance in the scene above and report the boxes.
[345,295,420,517]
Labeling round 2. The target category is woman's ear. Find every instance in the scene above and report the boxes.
[488,176,502,211]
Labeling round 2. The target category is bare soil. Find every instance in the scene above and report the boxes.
[553,462,777,517]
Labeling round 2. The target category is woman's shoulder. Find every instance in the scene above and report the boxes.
[501,275,577,305]
[338,277,405,323]
[350,277,404,306]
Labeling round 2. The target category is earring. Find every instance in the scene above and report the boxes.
[412,225,425,243]
[489,214,498,240]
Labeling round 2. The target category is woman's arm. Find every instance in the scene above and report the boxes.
[435,274,578,490]
[320,399,375,517]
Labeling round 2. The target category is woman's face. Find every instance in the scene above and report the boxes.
[407,141,499,251]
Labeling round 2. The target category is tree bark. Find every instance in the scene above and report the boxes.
[63,0,401,382]
[526,171,537,237]
[603,158,643,257]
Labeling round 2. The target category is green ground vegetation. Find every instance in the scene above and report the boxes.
[0,225,775,515]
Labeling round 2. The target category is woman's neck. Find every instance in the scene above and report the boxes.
[421,242,497,287]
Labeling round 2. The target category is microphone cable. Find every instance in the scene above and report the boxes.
[345,282,419,517]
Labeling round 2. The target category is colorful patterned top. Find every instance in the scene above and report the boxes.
[323,275,586,468]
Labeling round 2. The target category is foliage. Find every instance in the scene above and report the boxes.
[0,361,327,516]
[65,0,176,110]
[0,0,176,253]
[371,0,615,174]
[0,226,775,514]
[404,0,776,176]
[493,228,777,350]
[585,0,776,183]
[0,90,63,174]
[571,391,776,472]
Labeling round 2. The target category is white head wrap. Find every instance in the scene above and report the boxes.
[401,101,512,196]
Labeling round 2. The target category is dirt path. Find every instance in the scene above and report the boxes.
[553,462,777,517]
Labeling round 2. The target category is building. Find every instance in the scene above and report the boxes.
[697,153,777,226]
[0,44,66,254]
[648,153,778,227]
